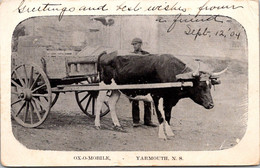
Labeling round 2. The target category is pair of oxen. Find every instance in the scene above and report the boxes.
[94,52,227,139]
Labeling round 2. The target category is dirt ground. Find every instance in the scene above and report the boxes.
[11,59,248,151]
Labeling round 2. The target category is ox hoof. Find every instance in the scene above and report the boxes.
[158,133,167,140]
[159,136,167,141]
[165,124,174,137]
[95,126,101,130]
[158,124,166,140]
[113,126,126,133]
[166,132,175,137]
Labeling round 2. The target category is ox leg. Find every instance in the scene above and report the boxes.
[153,97,164,124]
[94,91,108,129]
[163,100,174,137]
[108,90,122,128]
[164,98,178,124]
[154,97,166,140]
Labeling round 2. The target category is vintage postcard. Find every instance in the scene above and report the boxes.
[0,0,259,166]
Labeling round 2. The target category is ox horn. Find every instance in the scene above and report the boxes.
[192,59,200,77]
[211,67,228,77]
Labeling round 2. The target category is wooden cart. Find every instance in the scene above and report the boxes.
[11,49,193,128]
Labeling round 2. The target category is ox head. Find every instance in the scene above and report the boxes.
[176,62,227,109]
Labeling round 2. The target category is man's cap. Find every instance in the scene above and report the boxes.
[131,38,142,45]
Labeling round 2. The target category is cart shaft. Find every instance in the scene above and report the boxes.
[51,82,193,92]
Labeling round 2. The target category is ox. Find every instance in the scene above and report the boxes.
[94,53,226,139]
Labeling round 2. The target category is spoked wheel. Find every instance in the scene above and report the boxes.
[11,63,52,128]
[75,75,110,118]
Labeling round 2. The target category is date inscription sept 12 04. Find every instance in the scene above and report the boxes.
[156,14,241,41]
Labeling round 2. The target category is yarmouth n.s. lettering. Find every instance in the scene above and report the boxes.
[136,156,183,161]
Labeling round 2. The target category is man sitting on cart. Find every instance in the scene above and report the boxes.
[131,38,157,128]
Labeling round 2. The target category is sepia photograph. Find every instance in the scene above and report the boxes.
[10,15,248,151]
[1,0,259,166]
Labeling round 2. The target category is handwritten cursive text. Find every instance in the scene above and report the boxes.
[156,14,223,33]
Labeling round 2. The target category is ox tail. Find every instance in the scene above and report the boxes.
[97,51,107,72]
[97,51,108,82]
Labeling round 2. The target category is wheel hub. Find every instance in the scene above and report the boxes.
[20,88,32,101]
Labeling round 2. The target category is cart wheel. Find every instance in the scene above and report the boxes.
[11,63,52,128]
[75,91,110,118]
[75,75,109,117]
[51,93,59,107]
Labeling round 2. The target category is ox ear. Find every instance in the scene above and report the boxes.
[176,72,194,80]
